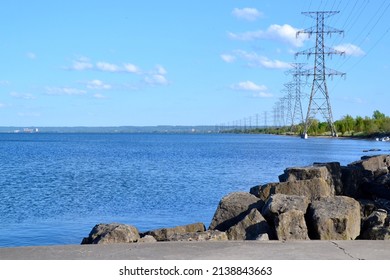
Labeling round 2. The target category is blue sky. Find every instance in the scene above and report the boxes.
[0,0,389,126]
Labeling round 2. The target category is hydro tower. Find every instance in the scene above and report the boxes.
[296,11,345,139]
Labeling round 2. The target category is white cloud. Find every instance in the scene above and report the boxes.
[234,50,291,69]
[221,54,236,63]
[124,63,141,73]
[0,103,5,108]
[0,80,10,86]
[145,74,169,86]
[334,43,365,57]
[10,92,36,100]
[155,65,167,75]
[70,57,94,71]
[86,80,112,90]
[231,81,272,98]
[232,8,263,21]
[229,24,308,48]
[45,87,87,96]
[96,62,121,72]
[231,81,267,92]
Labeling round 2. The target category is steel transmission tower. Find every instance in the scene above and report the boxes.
[296,11,345,138]
[282,83,294,127]
[286,63,307,131]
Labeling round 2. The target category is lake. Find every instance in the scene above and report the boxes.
[0,133,389,247]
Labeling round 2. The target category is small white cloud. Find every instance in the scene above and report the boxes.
[231,81,272,98]
[145,74,169,86]
[69,57,94,71]
[155,65,167,75]
[0,103,5,108]
[86,80,112,90]
[221,54,236,63]
[10,92,36,100]
[234,50,291,69]
[124,63,140,73]
[46,87,87,96]
[96,62,121,72]
[232,8,263,21]
[0,80,10,86]
[231,81,267,91]
[334,43,365,57]
[229,24,308,48]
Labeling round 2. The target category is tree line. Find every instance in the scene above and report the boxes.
[227,110,390,137]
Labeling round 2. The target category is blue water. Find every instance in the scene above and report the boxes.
[0,133,389,247]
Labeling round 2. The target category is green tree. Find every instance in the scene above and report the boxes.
[354,116,364,132]
[373,110,386,120]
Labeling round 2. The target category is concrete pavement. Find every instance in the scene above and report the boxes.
[1,240,390,260]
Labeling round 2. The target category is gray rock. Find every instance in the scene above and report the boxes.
[168,230,228,241]
[279,165,330,183]
[81,223,140,244]
[258,178,333,202]
[138,235,157,243]
[262,194,310,240]
[274,210,310,240]
[262,194,310,221]
[349,155,390,176]
[209,192,264,231]
[307,196,361,240]
[314,162,343,195]
[143,222,206,241]
[226,208,271,240]
[362,209,387,231]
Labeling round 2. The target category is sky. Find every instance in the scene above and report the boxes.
[0,0,389,127]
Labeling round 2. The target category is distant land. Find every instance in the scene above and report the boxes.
[0,126,218,134]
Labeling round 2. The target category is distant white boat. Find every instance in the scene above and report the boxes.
[376,136,390,142]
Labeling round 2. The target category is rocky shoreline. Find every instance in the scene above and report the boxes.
[81,154,390,244]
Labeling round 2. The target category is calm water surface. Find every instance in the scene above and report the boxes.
[0,133,389,247]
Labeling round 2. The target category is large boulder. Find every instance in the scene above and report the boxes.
[274,210,310,240]
[262,194,310,240]
[262,194,310,220]
[278,165,330,182]
[361,209,387,232]
[226,208,271,240]
[307,196,361,240]
[313,162,343,195]
[349,155,390,177]
[359,209,390,240]
[81,223,140,244]
[143,222,206,241]
[209,192,264,231]
[252,178,333,202]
